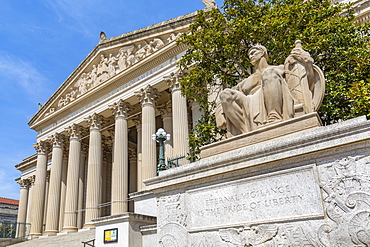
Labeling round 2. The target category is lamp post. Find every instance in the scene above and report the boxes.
[152,128,171,173]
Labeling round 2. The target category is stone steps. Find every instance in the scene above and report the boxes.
[8,229,95,247]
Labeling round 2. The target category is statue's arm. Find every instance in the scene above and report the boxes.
[290,48,315,92]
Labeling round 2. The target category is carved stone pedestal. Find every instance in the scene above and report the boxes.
[201,112,322,159]
[146,116,370,247]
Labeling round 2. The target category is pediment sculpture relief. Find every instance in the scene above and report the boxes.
[43,32,181,118]
[216,40,325,137]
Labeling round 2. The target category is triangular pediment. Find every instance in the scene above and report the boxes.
[29,11,196,129]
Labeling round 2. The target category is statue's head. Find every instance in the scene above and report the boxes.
[248,45,268,65]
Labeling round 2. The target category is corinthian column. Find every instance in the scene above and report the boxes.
[77,144,87,229]
[26,175,35,226]
[16,179,30,238]
[135,85,160,189]
[132,116,142,191]
[165,72,189,159]
[62,124,82,232]
[84,113,103,228]
[30,141,49,238]
[158,102,173,161]
[44,133,65,236]
[109,100,132,215]
[128,148,137,211]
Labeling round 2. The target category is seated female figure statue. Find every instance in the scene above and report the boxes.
[217,42,322,137]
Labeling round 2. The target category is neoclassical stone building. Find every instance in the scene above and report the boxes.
[14,10,202,239]
[14,0,370,245]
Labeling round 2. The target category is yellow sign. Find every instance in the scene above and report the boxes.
[104,228,118,243]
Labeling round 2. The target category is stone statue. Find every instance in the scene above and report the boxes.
[202,0,218,9]
[216,41,325,137]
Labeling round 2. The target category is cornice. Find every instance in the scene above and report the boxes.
[28,11,197,128]
[15,153,37,171]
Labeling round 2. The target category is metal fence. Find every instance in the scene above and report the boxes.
[0,221,30,239]
[167,155,186,169]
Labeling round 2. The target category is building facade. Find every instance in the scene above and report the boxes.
[14,0,369,243]
[14,11,202,238]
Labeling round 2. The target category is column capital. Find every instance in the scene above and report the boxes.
[109,99,133,119]
[50,133,65,149]
[29,175,36,185]
[17,179,30,189]
[132,115,142,128]
[164,70,185,93]
[81,142,89,155]
[66,124,82,141]
[33,141,50,154]
[158,101,172,119]
[86,113,104,131]
[135,85,160,107]
[128,148,137,161]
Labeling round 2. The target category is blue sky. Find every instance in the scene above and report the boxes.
[0,0,224,200]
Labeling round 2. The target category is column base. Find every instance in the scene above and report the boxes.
[43,230,58,236]
[30,233,42,238]
[83,222,96,229]
[62,226,78,233]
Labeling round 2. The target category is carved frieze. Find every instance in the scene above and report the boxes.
[43,32,181,118]
[317,155,370,246]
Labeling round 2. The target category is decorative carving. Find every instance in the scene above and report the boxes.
[17,179,30,189]
[109,99,133,119]
[158,102,172,118]
[167,32,182,43]
[44,107,55,117]
[132,115,142,128]
[33,141,49,154]
[318,156,370,246]
[202,0,218,9]
[58,89,76,108]
[44,33,178,115]
[158,194,187,228]
[135,85,160,107]
[66,124,82,141]
[128,148,137,160]
[159,223,188,247]
[29,175,36,185]
[218,223,325,246]
[216,41,325,136]
[86,113,104,130]
[50,133,65,148]
[219,225,278,246]
[164,71,184,93]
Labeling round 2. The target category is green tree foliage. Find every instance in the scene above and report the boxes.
[178,0,370,160]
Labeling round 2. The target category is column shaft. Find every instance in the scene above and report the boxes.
[165,72,189,159]
[172,90,189,158]
[59,156,68,231]
[63,125,82,232]
[135,85,159,190]
[128,148,137,212]
[26,176,35,226]
[77,147,87,229]
[16,180,29,238]
[30,141,49,238]
[44,134,64,235]
[110,100,131,215]
[84,113,103,228]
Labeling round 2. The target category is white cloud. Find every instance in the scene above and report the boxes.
[0,52,48,98]
[43,0,100,35]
